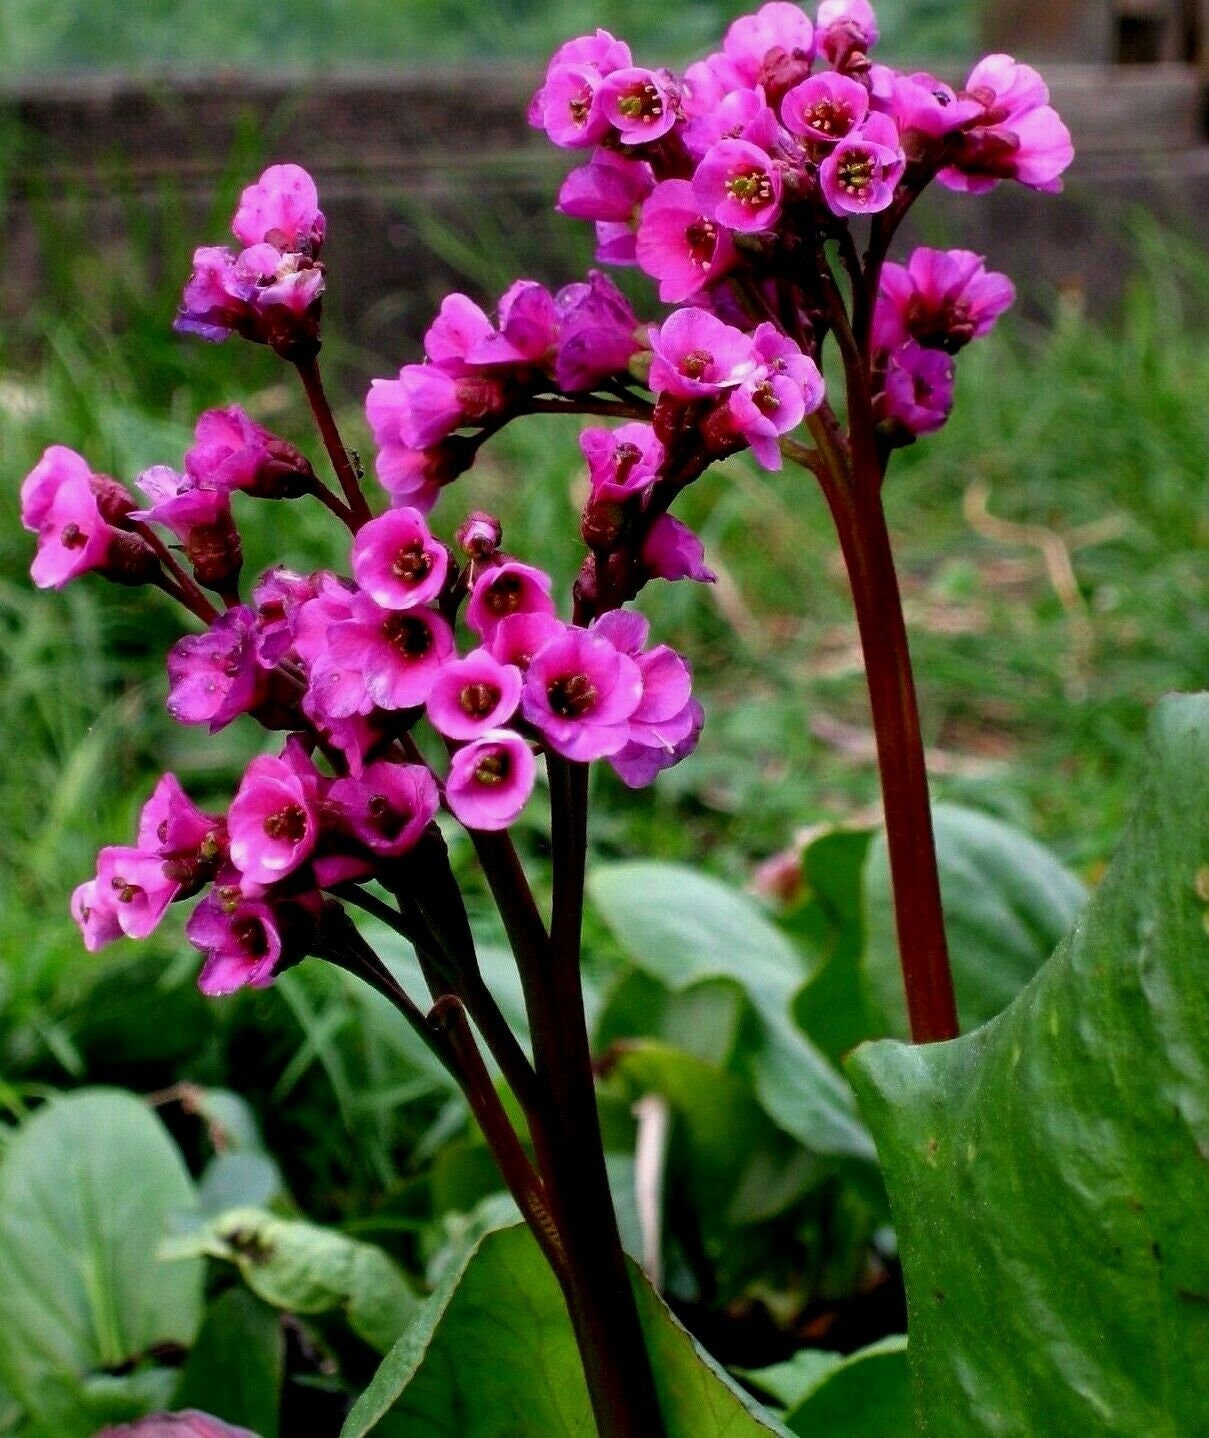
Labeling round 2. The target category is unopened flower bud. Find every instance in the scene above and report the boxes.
[456,511,503,559]
[103,531,163,587]
[581,499,626,552]
[185,512,244,591]
[90,474,138,526]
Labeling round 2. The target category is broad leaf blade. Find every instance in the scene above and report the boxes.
[848,695,1209,1436]
[863,803,1087,1035]
[175,1287,283,1438]
[590,863,873,1161]
[342,1223,791,1437]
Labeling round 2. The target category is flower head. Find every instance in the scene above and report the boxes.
[167,607,269,730]
[521,625,643,760]
[819,111,904,214]
[648,308,759,399]
[693,138,783,234]
[351,508,449,611]
[636,179,737,303]
[227,752,320,884]
[426,649,523,740]
[329,761,440,856]
[446,730,538,831]
[874,247,1015,354]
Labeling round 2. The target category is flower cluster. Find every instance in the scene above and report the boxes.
[175,163,327,361]
[65,494,699,992]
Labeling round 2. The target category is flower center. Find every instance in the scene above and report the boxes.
[233,917,269,957]
[548,672,598,718]
[679,348,714,380]
[804,99,850,135]
[752,380,780,416]
[837,151,876,197]
[382,613,434,658]
[684,218,717,269]
[459,681,500,718]
[616,82,664,124]
[367,793,410,839]
[474,751,510,785]
[484,574,524,615]
[110,875,142,904]
[392,542,433,584]
[61,522,87,549]
[263,803,308,844]
[725,168,773,206]
[569,90,593,126]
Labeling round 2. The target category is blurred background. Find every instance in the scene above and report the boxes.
[0,1,1206,1429]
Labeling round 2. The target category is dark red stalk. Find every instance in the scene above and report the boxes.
[294,356,373,529]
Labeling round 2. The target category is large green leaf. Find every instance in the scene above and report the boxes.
[342,1223,792,1437]
[165,1208,417,1354]
[0,1089,202,1438]
[590,863,873,1162]
[781,1337,910,1436]
[174,1287,283,1438]
[848,695,1209,1435]
[863,803,1087,1035]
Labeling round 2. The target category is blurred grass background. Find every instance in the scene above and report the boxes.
[0,0,1205,1203]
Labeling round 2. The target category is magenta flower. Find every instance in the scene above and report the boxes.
[642,514,716,584]
[726,323,825,469]
[635,179,737,303]
[875,341,955,438]
[682,86,778,163]
[487,611,565,671]
[329,761,439,856]
[521,626,643,761]
[424,293,496,365]
[580,422,665,504]
[557,149,654,226]
[228,753,319,884]
[781,73,869,146]
[71,878,124,952]
[351,509,449,611]
[186,406,315,499]
[819,111,905,215]
[941,53,1074,194]
[366,366,505,452]
[291,572,357,669]
[325,596,454,713]
[426,649,523,740]
[531,64,612,149]
[187,887,285,997]
[466,561,557,641]
[445,730,537,832]
[98,1410,262,1438]
[546,28,632,72]
[253,566,317,665]
[232,163,325,253]
[816,0,879,64]
[723,3,816,83]
[553,272,640,392]
[693,138,783,234]
[94,845,179,940]
[23,451,119,591]
[598,67,678,144]
[456,511,503,559]
[137,773,220,858]
[611,698,705,788]
[374,443,464,513]
[466,281,559,368]
[648,308,759,399]
[874,248,1016,354]
[167,607,269,730]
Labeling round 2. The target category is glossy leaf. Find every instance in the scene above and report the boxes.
[849,696,1209,1435]
[342,1222,791,1437]
[0,1089,202,1438]
[590,863,873,1162]
[863,802,1087,1035]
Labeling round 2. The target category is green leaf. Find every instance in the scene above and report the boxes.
[590,862,873,1162]
[781,1337,910,1435]
[0,1088,202,1438]
[342,1223,791,1437]
[166,1208,417,1354]
[863,803,1088,1036]
[848,695,1209,1435]
[175,1287,284,1438]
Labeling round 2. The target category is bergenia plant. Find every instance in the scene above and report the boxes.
[21,5,1073,1434]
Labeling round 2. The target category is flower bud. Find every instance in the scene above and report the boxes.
[456,511,503,560]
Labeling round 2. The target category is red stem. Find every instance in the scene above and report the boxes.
[294,357,373,529]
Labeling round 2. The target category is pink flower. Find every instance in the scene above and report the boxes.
[781,73,869,145]
[98,1411,262,1438]
[642,514,716,584]
[648,308,759,399]
[167,607,268,730]
[324,596,454,713]
[874,248,1016,354]
[487,611,565,671]
[554,273,640,392]
[466,282,559,367]
[426,649,523,740]
[466,561,557,641]
[941,54,1074,194]
[186,406,315,498]
[726,323,825,468]
[610,699,705,788]
[531,64,612,149]
[682,86,779,163]
[351,509,449,611]
[232,164,325,252]
[445,730,537,831]
[635,180,737,303]
[71,878,124,952]
[599,67,678,144]
[557,149,654,225]
[424,293,496,365]
[366,366,505,452]
[329,761,439,856]
[374,443,465,514]
[880,71,982,159]
[228,753,319,884]
[254,566,319,665]
[816,0,879,64]
[521,626,643,761]
[723,4,816,83]
[23,451,119,590]
[130,467,242,590]
[137,773,220,858]
[186,888,285,996]
[94,845,179,940]
[580,422,665,504]
[874,341,955,439]
[693,138,783,233]
[819,111,904,215]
